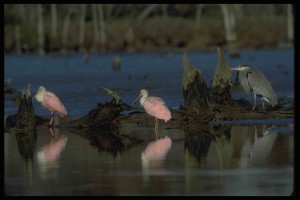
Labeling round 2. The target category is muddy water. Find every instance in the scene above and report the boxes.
[4,49,294,195]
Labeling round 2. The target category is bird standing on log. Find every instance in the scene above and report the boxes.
[33,86,67,126]
[229,65,278,111]
[133,89,171,139]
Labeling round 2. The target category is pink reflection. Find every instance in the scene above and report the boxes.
[37,135,68,162]
[142,136,172,161]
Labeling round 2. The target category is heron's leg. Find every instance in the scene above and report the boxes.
[252,93,256,111]
[261,98,265,111]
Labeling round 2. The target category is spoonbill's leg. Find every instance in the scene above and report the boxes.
[49,127,54,136]
[155,118,160,140]
[49,113,54,126]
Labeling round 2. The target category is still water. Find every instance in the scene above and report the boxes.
[4,49,294,196]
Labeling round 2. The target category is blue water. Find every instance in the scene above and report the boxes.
[4,48,294,117]
[4,49,294,196]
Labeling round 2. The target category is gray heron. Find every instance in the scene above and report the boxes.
[229,65,278,111]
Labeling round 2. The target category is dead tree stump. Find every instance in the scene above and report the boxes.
[182,52,212,118]
[210,46,233,105]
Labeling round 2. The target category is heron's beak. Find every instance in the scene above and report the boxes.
[131,94,141,105]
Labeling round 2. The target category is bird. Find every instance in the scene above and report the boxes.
[32,86,67,126]
[133,89,171,139]
[229,64,278,111]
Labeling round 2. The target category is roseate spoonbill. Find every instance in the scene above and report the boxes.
[32,86,67,126]
[229,65,278,111]
[133,89,171,139]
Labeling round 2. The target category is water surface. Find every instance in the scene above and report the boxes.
[4,49,294,196]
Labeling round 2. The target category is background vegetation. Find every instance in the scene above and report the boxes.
[4,4,294,55]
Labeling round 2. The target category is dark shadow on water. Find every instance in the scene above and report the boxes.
[15,129,37,161]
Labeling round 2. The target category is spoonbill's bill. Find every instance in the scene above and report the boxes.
[33,86,67,126]
[133,89,171,139]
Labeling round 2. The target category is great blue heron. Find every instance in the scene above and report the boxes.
[229,64,278,111]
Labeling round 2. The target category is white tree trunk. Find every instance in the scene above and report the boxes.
[79,4,87,49]
[37,4,44,55]
[97,4,106,50]
[287,4,294,42]
[51,4,57,39]
[220,4,239,57]
[62,8,72,52]
[91,4,99,45]
[195,4,203,30]
[14,24,21,54]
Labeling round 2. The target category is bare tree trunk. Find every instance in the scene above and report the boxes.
[210,46,232,104]
[137,4,158,22]
[79,4,87,50]
[51,4,57,40]
[287,4,294,43]
[195,4,203,30]
[182,52,211,117]
[36,4,44,55]
[18,4,26,25]
[91,4,99,50]
[62,7,72,53]
[232,4,243,18]
[105,4,113,22]
[97,4,106,51]
[220,4,239,57]
[124,4,158,51]
[14,24,21,55]
[161,4,168,20]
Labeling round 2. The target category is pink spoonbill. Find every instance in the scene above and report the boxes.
[33,86,67,126]
[133,89,171,139]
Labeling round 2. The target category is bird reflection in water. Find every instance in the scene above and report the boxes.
[141,136,172,182]
[37,127,68,176]
[241,124,278,167]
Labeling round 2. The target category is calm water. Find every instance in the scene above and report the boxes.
[4,49,294,196]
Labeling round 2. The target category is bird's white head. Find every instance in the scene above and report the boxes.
[230,64,251,71]
[132,89,149,106]
[32,86,46,102]
[139,89,148,98]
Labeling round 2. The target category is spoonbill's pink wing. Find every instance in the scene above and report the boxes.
[42,92,67,116]
[143,97,171,122]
